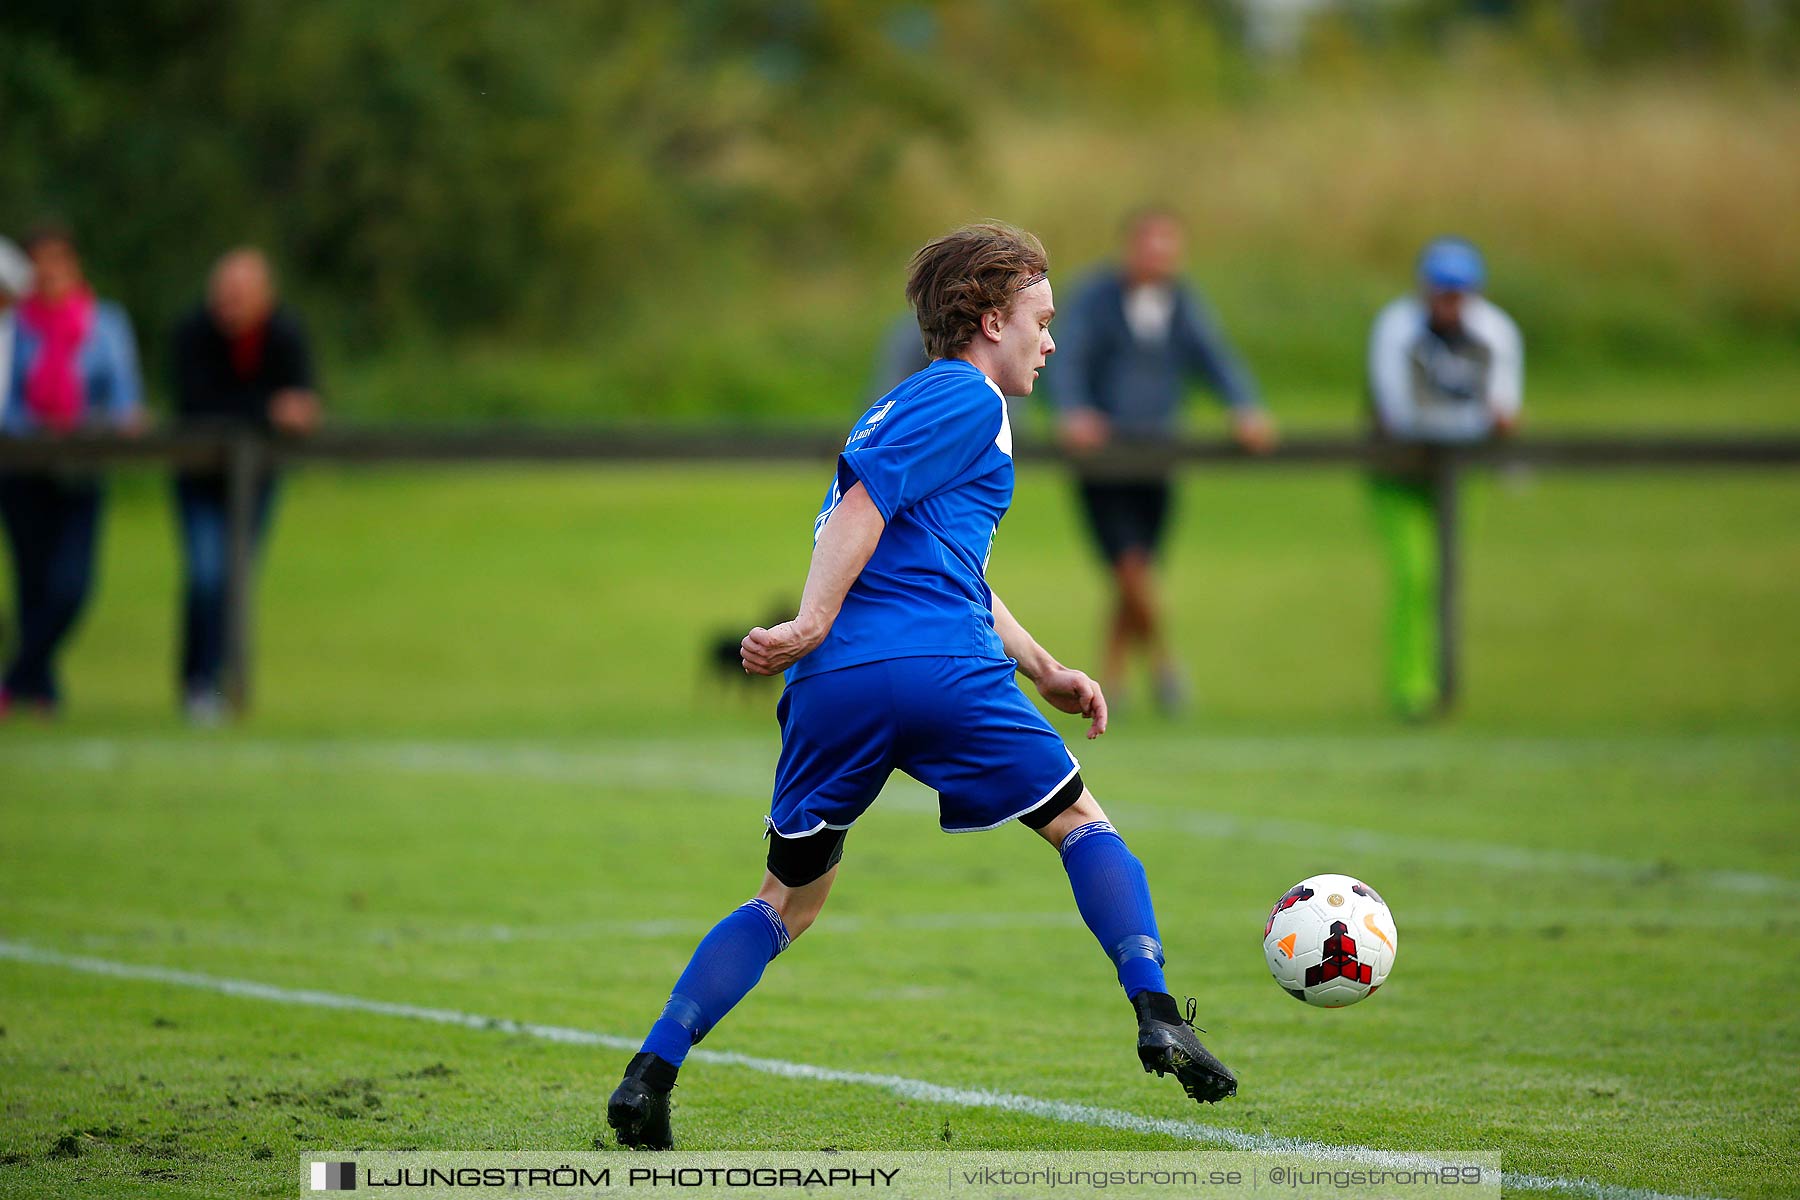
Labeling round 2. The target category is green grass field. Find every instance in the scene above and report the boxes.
[2,463,1797,1198]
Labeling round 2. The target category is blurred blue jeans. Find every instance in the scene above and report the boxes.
[0,473,104,705]
[175,474,277,698]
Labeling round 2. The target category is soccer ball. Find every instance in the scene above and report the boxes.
[1262,873,1398,1008]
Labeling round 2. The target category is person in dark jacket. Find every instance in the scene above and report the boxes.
[1046,210,1275,714]
[868,312,931,402]
[169,247,321,722]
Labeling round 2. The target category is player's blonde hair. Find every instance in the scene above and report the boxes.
[904,222,1049,361]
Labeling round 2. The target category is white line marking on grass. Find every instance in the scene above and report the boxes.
[880,792,1800,898]
[361,907,1778,947]
[18,732,1795,787]
[426,911,1082,942]
[24,736,772,793]
[1110,733,1797,774]
[30,904,1779,958]
[12,735,1798,896]
[0,939,1725,1200]
[393,911,1086,944]
[1125,809,1800,897]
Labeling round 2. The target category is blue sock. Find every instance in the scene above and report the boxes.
[639,899,791,1067]
[1058,820,1168,999]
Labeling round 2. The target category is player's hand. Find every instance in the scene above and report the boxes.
[1058,408,1110,455]
[1035,666,1108,740]
[741,618,824,676]
[1231,409,1278,455]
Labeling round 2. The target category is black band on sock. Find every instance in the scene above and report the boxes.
[766,825,847,888]
[1020,771,1085,830]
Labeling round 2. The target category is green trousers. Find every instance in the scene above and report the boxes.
[1368,475,1440,717]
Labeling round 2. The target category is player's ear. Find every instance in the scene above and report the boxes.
[980,308,1005,344]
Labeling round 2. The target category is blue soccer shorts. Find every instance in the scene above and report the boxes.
[767,655,1082,866]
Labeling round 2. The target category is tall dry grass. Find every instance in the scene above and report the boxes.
[884,78,1800,378]
[339,74,1800,422]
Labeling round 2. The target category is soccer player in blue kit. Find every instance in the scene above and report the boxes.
[608,224,1236,1150]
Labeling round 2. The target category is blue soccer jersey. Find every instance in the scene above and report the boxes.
[788,357,1015,682]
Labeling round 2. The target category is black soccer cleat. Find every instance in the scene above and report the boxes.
[607,1052,678,1150]
[1133,991,1237,1104]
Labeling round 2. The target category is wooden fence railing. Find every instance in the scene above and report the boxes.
[4,428,1796,715]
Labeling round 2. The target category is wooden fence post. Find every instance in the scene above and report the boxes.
[222,433,262,715]
[1430,446,1461,716]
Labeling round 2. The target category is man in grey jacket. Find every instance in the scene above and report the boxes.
[1047,210,1275,713]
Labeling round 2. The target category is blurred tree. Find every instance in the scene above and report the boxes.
[0,0,1791,420]
[1560,0,1796,65]
[0,0,971,352]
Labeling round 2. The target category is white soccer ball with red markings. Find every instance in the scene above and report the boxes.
[1262,873,1398,1008]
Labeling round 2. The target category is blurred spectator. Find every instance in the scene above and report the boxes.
[0,238,30,653]
[1367,236,1522,719]
[170,247,321,723]
[870,311,1035,431]
[0,238,30,405]
[869,312,931,401]
[0,224,145,717]
[1046,209,1275,713]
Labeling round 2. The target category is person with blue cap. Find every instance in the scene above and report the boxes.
[1366,236,1522,718]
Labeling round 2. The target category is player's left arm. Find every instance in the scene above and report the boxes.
[991,591,1108,739]
[1176,289,1276,454]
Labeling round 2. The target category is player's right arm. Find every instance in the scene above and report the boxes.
[740,482,885,676]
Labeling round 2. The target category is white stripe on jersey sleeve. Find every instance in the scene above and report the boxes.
[984,374,1013,457]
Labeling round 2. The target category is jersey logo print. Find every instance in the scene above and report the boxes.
[847,400,896,445]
